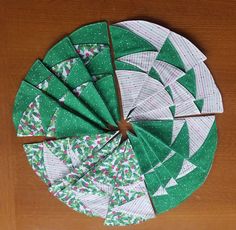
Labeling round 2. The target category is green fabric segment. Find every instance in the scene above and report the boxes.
[55,109,105,138]
[25,59,53,85]
[171,122,189,159]
[132,124,173,162]
[43,37,78,67]
[190,121,217,172]
[79,82,117,127]
[110,25,157,59]
[127,133,153,174]
[115,60,144,72]
[66,58,92,87]
[70,21,109,44]
[157,38,185,71]
[177,69,196,97]
[169,105,175,117]
[148,67,162,83]
[95,75,120,122]
[194,99,204,112]
[165,85,173,100]
[144,171,162,196]
[61,93,107,129]
[86,47,114,75]
[13,81,41,129]
[24,60,106,129]
[132,120,173,146]
[139,134,162,167]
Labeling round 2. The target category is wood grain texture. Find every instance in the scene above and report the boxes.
[0,0,236,229]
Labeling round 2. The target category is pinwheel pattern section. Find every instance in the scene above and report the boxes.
[13,20,223,226]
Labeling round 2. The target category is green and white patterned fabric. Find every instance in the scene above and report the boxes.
[13,20,223,226]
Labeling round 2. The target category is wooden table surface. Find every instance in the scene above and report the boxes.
[1,0,236,229]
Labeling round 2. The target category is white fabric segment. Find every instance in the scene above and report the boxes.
[118,51,158,72]
[116,70,149,118]
[185,116,215,157]
[130,88,173,116]
[201,94,223,113]
[169,81,195,104]
[116,20,170,51]
[171,120,185,144]
[77,193,110,218]
[169,32,206,71]
[174,94,222,117]
[119,180,147,193]
[165,178,178,188]
[130,106,173,121]
[174,100,200,117]
[194,63,218,98]
[112,195,155,219]
[176,159,197,179]
[134,77,165,107]
[152,60,185,86]
[153,186,168,196]
[43,144,70,183]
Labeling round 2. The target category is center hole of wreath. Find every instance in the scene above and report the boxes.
[118,119,134,141]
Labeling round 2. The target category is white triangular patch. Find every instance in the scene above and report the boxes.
[186,116,215,157]
[93,181,113,194]
[77,193,110,218]
[163,150,176,163]
[112,195,155,219]
[118,51,158,72]
[119,180,146,193]
[165,178,178,188]
[176,159,197,179]
[171,120,185,144]
[153,186,168,196]
[169,81,195,104]
[43,144,70,183]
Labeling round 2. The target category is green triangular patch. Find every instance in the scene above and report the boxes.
[177,69,196,97]
[169,105,175,117]
[157,38,185,71]
[194,99,204,112]
[115,60,144,72]
[110,25,157,58]
[165,85,173,100]
[148,67,163,83]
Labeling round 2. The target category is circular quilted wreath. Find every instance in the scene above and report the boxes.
[13,20,223,226]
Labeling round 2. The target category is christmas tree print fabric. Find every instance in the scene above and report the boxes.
[13,20,223,226]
